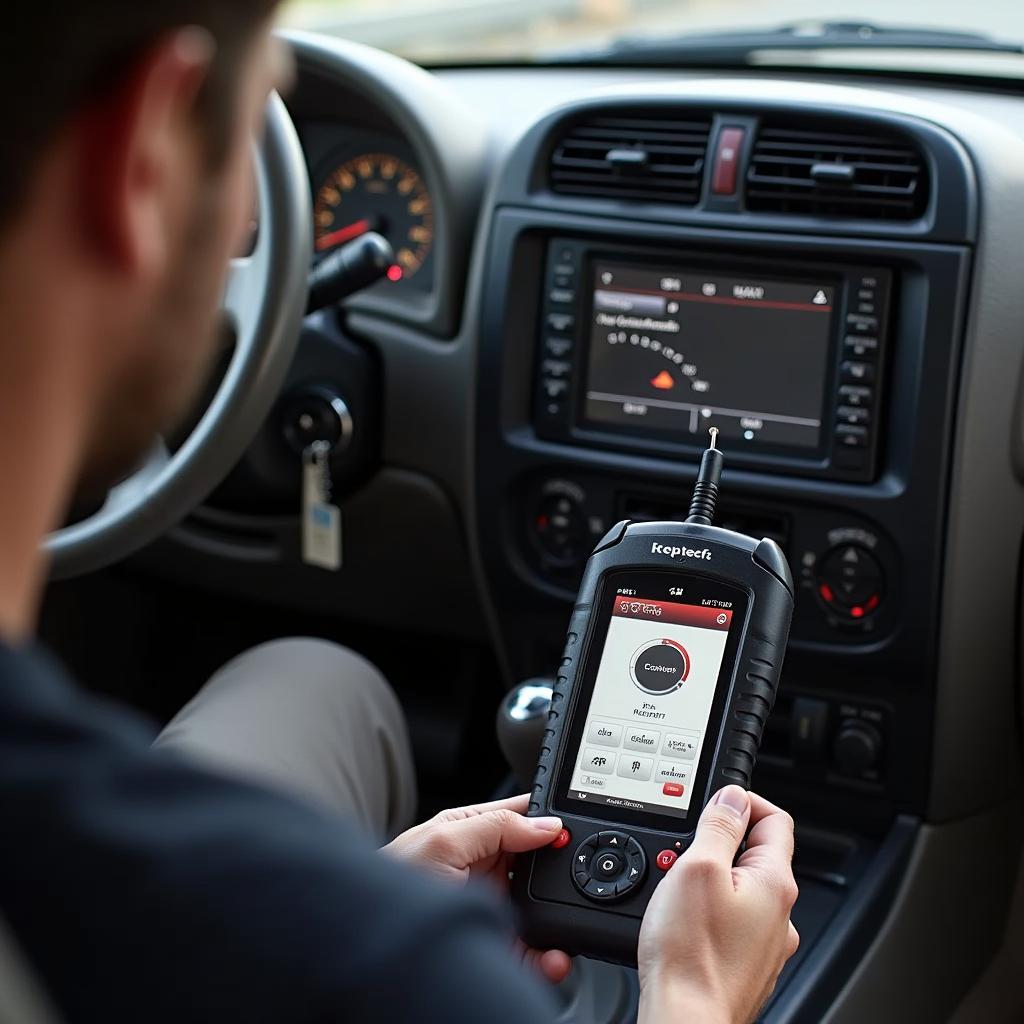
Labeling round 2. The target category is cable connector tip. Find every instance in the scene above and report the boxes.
[685,428,725,526]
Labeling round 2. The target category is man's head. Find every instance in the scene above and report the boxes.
[0,2,285,494]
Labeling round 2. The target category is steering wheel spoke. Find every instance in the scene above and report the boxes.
[223,152,274,344]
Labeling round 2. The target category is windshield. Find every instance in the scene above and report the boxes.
[280,0,1022,65]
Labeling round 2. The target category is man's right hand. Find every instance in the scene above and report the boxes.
[637,786,800,1024]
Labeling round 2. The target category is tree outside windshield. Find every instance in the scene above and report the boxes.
[280,0,1024,64]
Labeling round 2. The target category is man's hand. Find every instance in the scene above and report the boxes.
[638,787,800,1024]
[383,794,572,984]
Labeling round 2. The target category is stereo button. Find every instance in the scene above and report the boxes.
[545,336,573,358]
[841,361,875,384]
[838,384,873,408]
[844,335,879,359]
[837,405,870,427]
[846,314,879,334]
[545,312,575,332]
[835,424,869,448]
[542,359,572,379]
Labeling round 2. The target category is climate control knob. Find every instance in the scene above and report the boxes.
[815,544,884,620]
[833,721,883,776]
[532,482,589,568]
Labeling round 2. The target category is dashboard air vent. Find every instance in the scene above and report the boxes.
[746,123,928,220]
[548,112,712,205]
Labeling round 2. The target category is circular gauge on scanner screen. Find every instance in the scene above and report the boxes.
[630,639,690,696]
[313,152,434,283]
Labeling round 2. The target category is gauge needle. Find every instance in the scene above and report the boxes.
[315,218,372,252]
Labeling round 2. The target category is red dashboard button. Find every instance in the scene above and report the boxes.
[551,828,571,850]
[712,127,745,196]
[662,782,685,797]
[656,850,678,871]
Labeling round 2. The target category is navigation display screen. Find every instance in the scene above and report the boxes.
[582,261,837,451]
[557,572,747,827]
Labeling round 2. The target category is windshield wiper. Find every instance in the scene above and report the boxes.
[551,20,1024,66]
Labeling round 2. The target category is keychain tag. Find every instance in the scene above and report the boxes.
[302,441,342,571]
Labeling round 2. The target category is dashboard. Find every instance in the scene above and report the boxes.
[134,32,1024,1024]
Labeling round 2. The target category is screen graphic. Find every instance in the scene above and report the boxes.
[583,262,835,450]
[567,594,734,820]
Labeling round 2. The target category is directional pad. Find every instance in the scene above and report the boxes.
[571,831,648,902]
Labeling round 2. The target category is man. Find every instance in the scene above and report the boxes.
[0,3,800,1022]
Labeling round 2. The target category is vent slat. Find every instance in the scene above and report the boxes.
[547,110,712,206]
[746,121,928,221]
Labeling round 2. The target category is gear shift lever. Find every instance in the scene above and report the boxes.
[496,680,554,789]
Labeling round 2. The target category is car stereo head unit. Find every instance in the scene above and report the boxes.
[534,237,891,481]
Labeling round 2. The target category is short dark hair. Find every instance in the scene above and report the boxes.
[0,2,278,226]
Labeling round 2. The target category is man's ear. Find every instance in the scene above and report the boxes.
[76,28,215,279]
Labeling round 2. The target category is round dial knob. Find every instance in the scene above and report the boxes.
[533,487,588,567]
[816,544,885,620]
[833,721,883,776]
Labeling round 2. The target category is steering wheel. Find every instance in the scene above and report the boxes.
[45,94,311,580]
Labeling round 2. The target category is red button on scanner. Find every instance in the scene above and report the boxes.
[656,850,678,871]
[662,782,685,797]
[551,828,571,850]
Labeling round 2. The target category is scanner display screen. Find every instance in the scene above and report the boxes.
[557,571,748,828]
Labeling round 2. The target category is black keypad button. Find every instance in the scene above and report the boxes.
[593,851,625,880]
[572,831,646,902]
[583,878,617,899]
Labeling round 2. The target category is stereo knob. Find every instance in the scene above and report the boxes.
[816,544,884,620]
[833,721,883,776]
[532,482,589,568]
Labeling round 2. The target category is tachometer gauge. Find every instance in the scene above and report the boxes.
[313,152,434,282]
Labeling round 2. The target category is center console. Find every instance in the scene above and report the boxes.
[472,93,975,1020]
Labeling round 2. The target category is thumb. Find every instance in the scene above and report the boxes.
[686,785,751,865]
[438,810,563,869]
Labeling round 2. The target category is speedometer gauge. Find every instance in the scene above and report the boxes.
[313,152,434,281]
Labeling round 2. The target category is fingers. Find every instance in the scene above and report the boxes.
[521,946,573,984]
[429,807,562,871]
[432,794,530,823]
[684,785,752,871]
[735,795,798,902]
